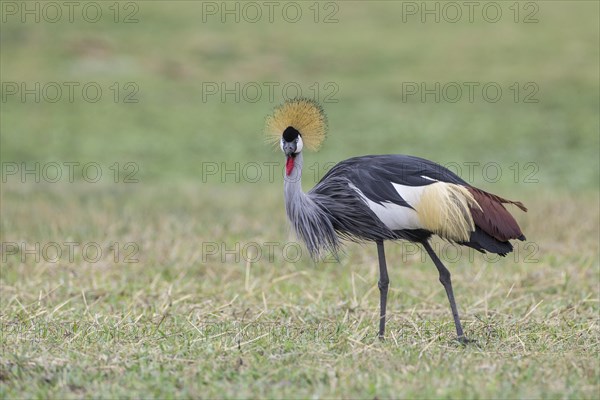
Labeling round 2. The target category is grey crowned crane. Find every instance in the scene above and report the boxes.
[265,98,528,342]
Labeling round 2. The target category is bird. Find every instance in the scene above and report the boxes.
[265,98,528,342]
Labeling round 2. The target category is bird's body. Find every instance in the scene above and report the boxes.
[288,153,526,260]
[267,99,527,341]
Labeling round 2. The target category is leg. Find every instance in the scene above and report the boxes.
[376,241,390,339]
[422,241,467,341]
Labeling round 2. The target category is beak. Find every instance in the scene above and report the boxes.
[282,141,296,157]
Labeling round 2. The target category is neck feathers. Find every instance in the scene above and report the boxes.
[284,153,339,260]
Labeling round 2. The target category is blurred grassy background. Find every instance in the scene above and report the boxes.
[1,1,599,398]
[1,1,598,190]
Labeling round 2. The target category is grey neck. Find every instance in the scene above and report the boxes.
[282,152,339,260]
[284,152,310,225]
[284,152,304,198]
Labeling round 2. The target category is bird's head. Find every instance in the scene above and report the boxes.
[281,126,303,175]
[265,98,328,176]
[281,126,303,156]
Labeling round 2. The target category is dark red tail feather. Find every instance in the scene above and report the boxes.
[466,187,527,242]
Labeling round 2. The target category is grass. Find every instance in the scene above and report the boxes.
[1,185,598,398]
[1,1,599,398]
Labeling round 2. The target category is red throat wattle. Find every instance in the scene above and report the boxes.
[285,156,294,176]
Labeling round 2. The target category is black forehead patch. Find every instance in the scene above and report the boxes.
[282,126,300,142]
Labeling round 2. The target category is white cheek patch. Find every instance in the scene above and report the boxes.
[280,139,285,152]
[295,137,304,153]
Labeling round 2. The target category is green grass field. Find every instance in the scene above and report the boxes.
[1,1,599,398]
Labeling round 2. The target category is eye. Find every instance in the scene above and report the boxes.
[295,138,299,143]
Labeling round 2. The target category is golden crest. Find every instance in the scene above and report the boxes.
[265,98,328,151]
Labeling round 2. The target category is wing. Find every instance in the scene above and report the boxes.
[317,154,468,207]
[313,155,527,254]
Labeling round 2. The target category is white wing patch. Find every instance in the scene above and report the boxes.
[349,183,426,231]
[350,179,478,241]
[420,175,438,182]
[391,183,426,208]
